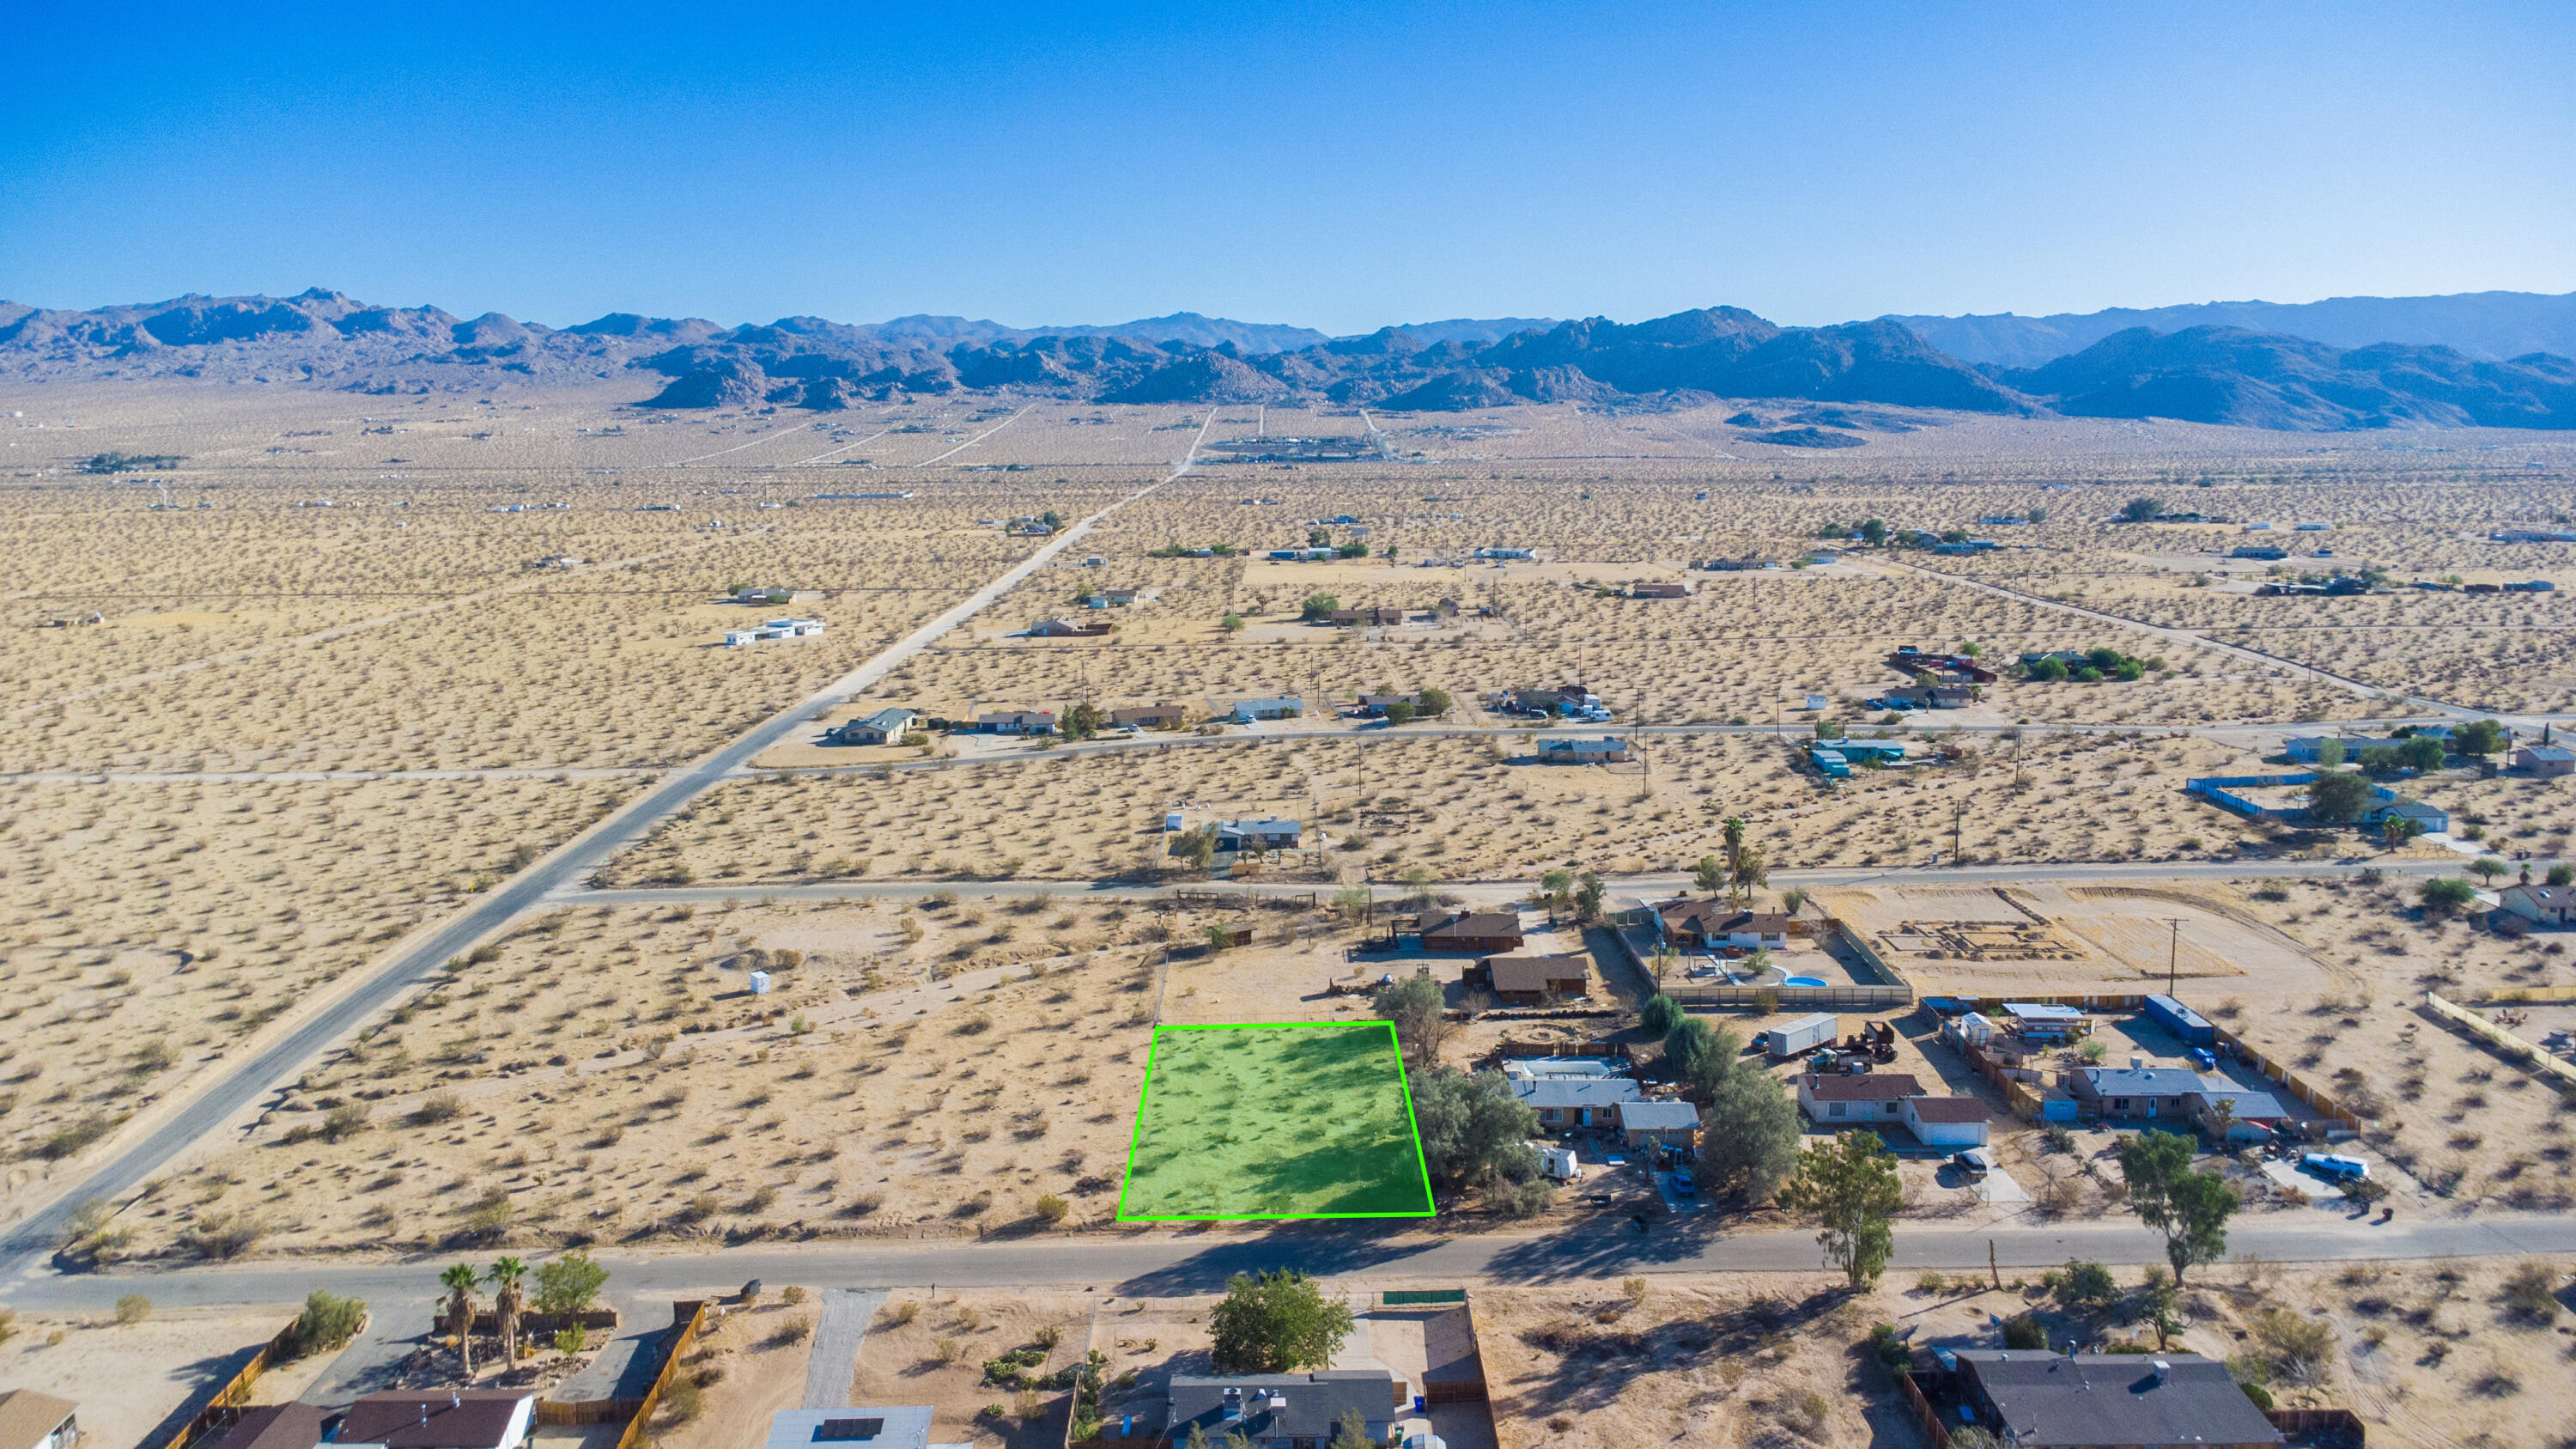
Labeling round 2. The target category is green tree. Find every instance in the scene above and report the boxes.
[1170,825,1218,871]
[1383,700,1416,725]
[2450,719,2507,758]
[2115,1129,2236,1284]
[1219,612,1244,633]
[535,1251,610,1317]
[1572,871,1605,923]
[1209,1270,1354,1373]
[1858,518,1889,545]
[2417,876,2477,915]
[1040,509,1064,531]
[1327,1408,1374,1449]
[1403,866,1436,906]
[2380,813,2421,847]
[2119,496,2166,522]
[1308,527,1332,549]
[1538,868,1574,921]
[285,1290,368,1359]
[2303,770,2374,825]
[1408,1067,1541,1194]
[1333,884,1374,924]
[1638,995,1684,1036]
[1299,593,1340,621]
[2028,655,2070,682]
[2397,734,2448,771]
[1699,1068,1801,1202]
[2056,1259,2117,1312]
[1415,687,1451,717]
[1692,854,1725,895]
[1062,702,1105,741]
[1662,1017,1741,1104]
[488,1257,528,1365]
[1780,1131,1905,1286]
[2470,855,2509,883]
[440,1263,481,1377]
[1728,842,1769,908]
[1370,973,1449,1069]
[2549,864,2574,887]
[2313,737,2346,768]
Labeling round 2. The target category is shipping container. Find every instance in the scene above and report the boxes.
[1767,1013,1839,1058]
[2144,994,2215,1047]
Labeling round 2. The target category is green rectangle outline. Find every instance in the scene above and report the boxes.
[1115,1020,1437,1221]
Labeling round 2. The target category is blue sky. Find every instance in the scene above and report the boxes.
[3,2,2570,333]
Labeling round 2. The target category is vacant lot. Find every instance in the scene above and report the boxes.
[1121,1022,1431,1219]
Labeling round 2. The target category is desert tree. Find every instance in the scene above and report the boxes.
[1370,973,1448,1068]
[2114,1129,2236,1284]
[1692,854,1725,896]
[1209,1269,1353,1373]
[1780,1130,1904,1287]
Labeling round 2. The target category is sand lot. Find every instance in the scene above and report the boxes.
[0,1301,332,1449]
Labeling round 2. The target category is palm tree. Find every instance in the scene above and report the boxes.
[489,1256,529,1366]
[440,1263,481,1378]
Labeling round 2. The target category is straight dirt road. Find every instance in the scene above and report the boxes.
[0,417,1218,1274]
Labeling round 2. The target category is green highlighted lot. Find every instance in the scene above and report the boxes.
[1118,1022,1436,1220]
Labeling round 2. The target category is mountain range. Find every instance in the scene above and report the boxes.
[1888,289,2576,368]
[3,287,2573,432]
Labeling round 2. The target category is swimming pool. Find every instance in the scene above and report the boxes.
[1782,976,1828,988]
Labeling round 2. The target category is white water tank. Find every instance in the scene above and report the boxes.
[750,971,772,995]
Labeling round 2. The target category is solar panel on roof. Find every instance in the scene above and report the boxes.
[813,1420,885,1441]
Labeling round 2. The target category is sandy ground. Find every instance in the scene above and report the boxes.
[0,1301,331,1449]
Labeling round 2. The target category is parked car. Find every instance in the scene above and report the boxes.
[2301,1152,2370,1183]
[1669,1171,1698,1197]
[1949,1149,1994,1179]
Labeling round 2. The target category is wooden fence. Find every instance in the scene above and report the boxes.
[572,1300,707,1449]
[1898,1370,1955,1449]
[2427,992,2576,1093]
[148,1315,310,1449]
[2207,1020,2369,1132]
[1662,983,1915,1010]
[2266,1407,2367,1445]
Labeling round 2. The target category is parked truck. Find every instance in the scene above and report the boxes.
[1764,1013,1839,1060]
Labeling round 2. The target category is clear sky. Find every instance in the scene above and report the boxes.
[4,1,2570,333]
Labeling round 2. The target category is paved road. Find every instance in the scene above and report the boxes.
[0,418,1216,1273]
[9,1211,2573,1313]
[562,850,2477,910]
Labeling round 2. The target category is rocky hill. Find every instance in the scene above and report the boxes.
[6,289,2573,429]
[1995,326,2576,430]
[1890,289,2576,368]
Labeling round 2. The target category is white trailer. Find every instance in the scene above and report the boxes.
[1528,1142,1582,1182]
[1767,1013,1838,1059]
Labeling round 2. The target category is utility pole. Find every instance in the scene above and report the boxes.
[1952,797,1967,866]
[2166,918,2181,995]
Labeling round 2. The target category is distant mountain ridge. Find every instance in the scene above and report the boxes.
[4,287,2573,430]
[1887,289,2576,367]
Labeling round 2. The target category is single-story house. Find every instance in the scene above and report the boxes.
[2494,882,2573,928]
[1890,684,1974,709]
[0,1391,80,1449]
[1267,546,1339,562]
[2231,545,2290,560]
[975,710,1056,734]
[1828,739,1907,764]
[1109,703,1188,729]
[2283,734,2404,763]
[1216,819,1302,851]
[1947,1351,2284,1448]
[2360,795,2450,835]
[2000,1002,2088,1040]
[2183,1087,2293,1142]
[1627,581,1692,599]
[1810,747,1850,777]
[2069,1064,2206,1123]
[1326,606,1406,627]
[1656,902,1795,951]
[762,1407,939,1449]
[823,707,920,746]
[1473,546,1535,559]
[1415,910,1524,953]
[2515,745,2575,777]
[1512,1075,1643,1129]
[1619,1099,1703,1148]
[333,1391,538,1449]
[1355,692,1421,717]
[1168,1372,1400,1449]
[1467,953,1592,1006]
[1228,697,1303,721]
[1797,1072,1925,1124]
[1538,736,1630,764]
[202,1404,326,1449]
[1026,618,1111,637]
[1901,1094,1993,1148]
[725,617,828,645]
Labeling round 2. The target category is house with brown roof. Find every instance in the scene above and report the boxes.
[1466,953,1592,1006]
[1414,910,1524,953]
[1109,703,1187,729]
[2494,882,2573,928]
[1325,606,1407,627]
[200,1404,326,1449]
[1796,1072,1925,1124]
[333,1391,538,1449]
[1626,581,1692,599]
[1655,901,1797,950]
[1900,1093,1992,1147]
[0,1391,78,1449]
